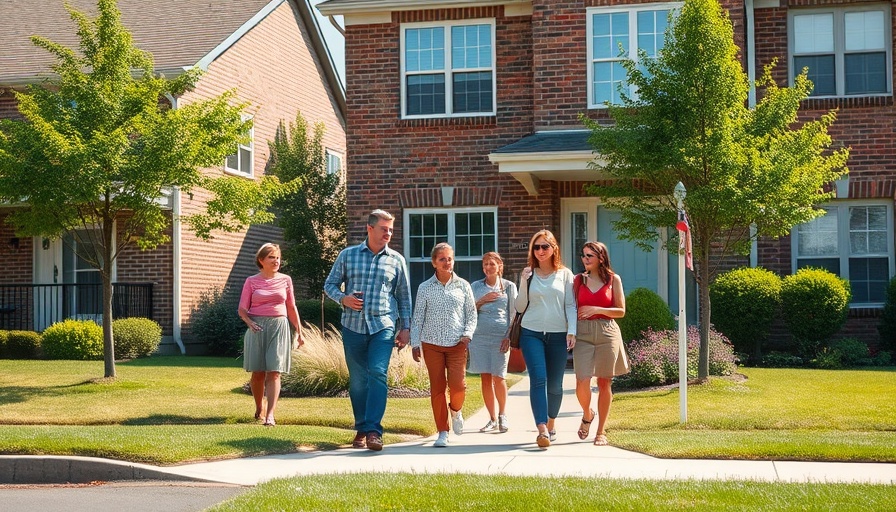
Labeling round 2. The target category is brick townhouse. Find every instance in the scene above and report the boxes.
[316,0,894,346]
[0,0,346,354]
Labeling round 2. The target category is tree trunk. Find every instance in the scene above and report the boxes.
[102,213,116,378]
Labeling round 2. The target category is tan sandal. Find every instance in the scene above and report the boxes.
[593,433,608,446]
[577,409,595,440]
[536,433,551,448]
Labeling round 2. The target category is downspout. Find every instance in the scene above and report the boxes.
[745,0,759,268]
[165,93,186,354]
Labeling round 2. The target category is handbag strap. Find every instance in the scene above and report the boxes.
[519,273,533,315]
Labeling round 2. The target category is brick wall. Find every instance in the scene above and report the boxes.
[176,1,346,350]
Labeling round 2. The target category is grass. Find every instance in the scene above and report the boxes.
[0,357,893,464]
[207,473,896,511]
[0,356,505,464]
[608,367,896,462]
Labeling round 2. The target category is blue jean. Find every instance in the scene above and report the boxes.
[342,326,395,435]
[519,327,568,426]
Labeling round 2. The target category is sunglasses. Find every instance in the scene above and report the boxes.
[581,253,597,259]
[532,244,552,251]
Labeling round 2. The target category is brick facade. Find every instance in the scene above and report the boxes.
[334,0,892,349]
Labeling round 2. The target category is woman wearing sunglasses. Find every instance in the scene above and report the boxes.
[573,241,629,446]
[515,230,577,449]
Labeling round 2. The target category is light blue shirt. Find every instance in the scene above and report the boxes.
[324,240,412,335]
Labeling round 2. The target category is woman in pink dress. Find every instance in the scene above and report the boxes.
[238,243,304,426]
[573,241,629,446]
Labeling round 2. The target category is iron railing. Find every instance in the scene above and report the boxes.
[0,283,153,331]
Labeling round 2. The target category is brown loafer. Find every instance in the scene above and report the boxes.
[352,431,366,449]
[366,432,383,451]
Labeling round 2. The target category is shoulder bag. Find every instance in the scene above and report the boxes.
[508,274,533,348]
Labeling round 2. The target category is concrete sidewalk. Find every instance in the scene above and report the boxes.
[3,371,895,485]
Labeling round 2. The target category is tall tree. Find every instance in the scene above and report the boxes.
[0,0,279,377]
[582,0,848,379]
[269,111,346,320]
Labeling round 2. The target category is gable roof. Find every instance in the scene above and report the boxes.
[1,0,271,83]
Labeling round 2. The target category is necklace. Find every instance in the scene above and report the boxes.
[534,267,554,278]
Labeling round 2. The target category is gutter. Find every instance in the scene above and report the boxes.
[164,93,186,355]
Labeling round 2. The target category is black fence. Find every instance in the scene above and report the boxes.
[0,282,153,331]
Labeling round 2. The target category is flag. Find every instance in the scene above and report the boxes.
[676,209,693,271]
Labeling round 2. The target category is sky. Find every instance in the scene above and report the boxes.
[310,0,346,87]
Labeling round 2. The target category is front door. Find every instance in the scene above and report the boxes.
[561,198,695,319]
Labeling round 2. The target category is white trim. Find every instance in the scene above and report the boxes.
[224,116,255,177]
[586,3,682,109]
[194,0,286,71]
[791,200,894,307]
[318,0,530,16]
[166,94,186,354]
[788,3,892,98]
[343,12,392,25]
[400,19,497,119]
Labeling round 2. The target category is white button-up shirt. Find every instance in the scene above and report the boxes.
[410,272,477,348]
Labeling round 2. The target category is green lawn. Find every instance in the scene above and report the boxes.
[207,473,896,512]
[0,357,893,464]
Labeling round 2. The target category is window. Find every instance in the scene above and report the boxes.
[62,228,105,319]
[794,202,894,306]
[401,20,495,118]
[587,5,676,107]
[225,118,253,176]
[326,150,342,175]
[790,5,891,97]
[404,208,497,300]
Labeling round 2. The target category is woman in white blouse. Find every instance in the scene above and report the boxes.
[515,230,577,449]
[411,243,477,448]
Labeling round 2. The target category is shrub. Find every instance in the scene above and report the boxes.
[296,299,343,330]
[280,324,429,397]
[112,317,162,359]
[710,267,781,362]
[828,338,870,367]
[780,268,851,357]
[190,287,246,357]
[620,325,737,388]
[5,330,41,359]
[0,330,8,358]
[616,287,675,343]
[877,276,896,352]
[760,351,804,368]
[42,320,103,360]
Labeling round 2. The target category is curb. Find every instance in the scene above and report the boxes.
[0,455,209,485]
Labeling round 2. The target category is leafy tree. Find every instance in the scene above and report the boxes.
[268,111,346,320]
[582,0,848,379]
[0,0,279,377]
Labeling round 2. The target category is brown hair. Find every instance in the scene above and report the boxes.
[582,241,613,283]
[527,230,563,271]
[255,243,280,269]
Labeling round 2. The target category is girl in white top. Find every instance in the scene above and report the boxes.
[514,230,576,449]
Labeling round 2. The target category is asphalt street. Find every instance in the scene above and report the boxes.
[0,481,249,512]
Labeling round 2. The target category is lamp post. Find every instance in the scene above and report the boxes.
[673,182,687,424]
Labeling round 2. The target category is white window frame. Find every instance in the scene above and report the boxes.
[586,3,680,109]
[403,207,499,293]
[400,19,497,119]
[788,4,892,98]
[792,200,894,307]
[326,150,343,176]
[224,116,254,177]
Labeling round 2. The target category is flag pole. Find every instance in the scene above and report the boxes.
[674,182,688,424]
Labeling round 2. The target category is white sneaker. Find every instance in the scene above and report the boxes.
[498,414,509,433]
[433,431,449,447]
[451,409,464,435]
[480,419,497,432]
